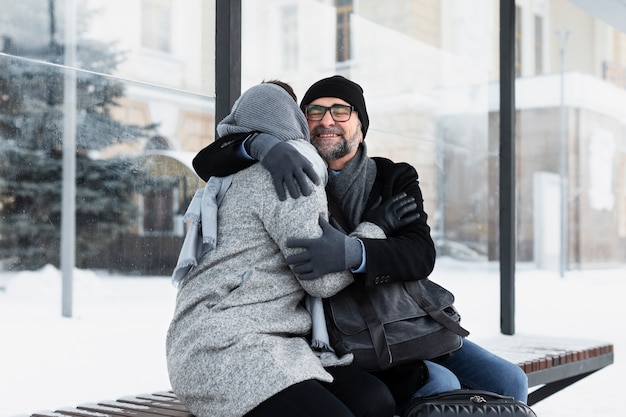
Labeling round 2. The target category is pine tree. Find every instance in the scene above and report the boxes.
[0,0,165,270]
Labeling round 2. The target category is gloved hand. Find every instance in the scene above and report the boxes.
[248,133,322,201]
[286,216,362,280]
[362,192,421,235]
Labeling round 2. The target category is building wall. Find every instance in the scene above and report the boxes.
[81,0,626,268]
[85,0,215,154]
[358,0,441,48]
[571,108,625,267]
[484,102,626,266]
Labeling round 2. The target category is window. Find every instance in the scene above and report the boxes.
[335,0,353,62]
[515,5,522,77]
[141,0,172,53]
[142,190,174,234]
[620,155,626,237]
[281,5,298,70]
[534,14,543,74]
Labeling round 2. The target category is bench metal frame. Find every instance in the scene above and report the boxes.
[526,350,614,405]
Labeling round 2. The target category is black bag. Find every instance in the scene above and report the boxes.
[401,390,537,417]
[324,278,470,371]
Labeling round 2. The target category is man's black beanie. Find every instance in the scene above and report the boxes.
[300,75,369,139]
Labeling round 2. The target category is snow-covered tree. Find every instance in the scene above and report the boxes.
[0,0,164,270]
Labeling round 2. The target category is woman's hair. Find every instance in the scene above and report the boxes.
[263,79,297,102]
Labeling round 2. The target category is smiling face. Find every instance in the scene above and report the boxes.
[306,97,363,171]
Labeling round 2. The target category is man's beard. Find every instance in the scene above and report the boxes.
[311,127,358,162]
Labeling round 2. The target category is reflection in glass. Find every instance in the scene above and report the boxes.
[243,0,494,264]
[1,1,213,275]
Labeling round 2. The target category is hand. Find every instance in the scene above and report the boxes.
[250,136,322,201]
[362,192,421,235]
[286,216,362,280]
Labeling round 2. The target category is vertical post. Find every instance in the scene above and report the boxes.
[49,0,56,46]
[61,0,77,318]
[215,0,241,127]
[557,29,570,278]
[499,0,516,335]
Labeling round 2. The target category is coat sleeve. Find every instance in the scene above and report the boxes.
[260,175,354,298]
[192,133,256,181]
[358,159,436,286]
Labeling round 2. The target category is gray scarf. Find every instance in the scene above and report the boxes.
[171,176,234,288]
[326,143,377,231]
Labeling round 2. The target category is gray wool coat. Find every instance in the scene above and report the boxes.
[166,154,382,417]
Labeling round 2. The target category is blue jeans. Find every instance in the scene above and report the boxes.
[411,339,528,402]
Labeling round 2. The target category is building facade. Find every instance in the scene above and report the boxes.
[2,0,624,274]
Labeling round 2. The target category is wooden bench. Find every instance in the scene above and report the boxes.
[29,337,614,416]
[479,335,614,406]
[30,392,193,417]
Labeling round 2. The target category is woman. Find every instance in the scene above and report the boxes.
[166,82,395,417]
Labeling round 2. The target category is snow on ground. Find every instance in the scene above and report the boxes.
[0,259,623,417]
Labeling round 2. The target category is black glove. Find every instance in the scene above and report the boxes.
[362,192,421,235]
[285,216,362,280]
[248,134,322,201]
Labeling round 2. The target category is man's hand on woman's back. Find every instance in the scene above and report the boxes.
[249,135,322,201]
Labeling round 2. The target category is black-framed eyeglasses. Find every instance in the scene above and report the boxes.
[303,104,354,122]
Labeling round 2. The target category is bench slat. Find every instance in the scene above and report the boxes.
[97,401,191,417]
[31,413,77,417]
[51,408,115,417]
[76,403,167,417]
[117,396,190,411]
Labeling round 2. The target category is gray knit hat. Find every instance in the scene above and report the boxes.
[300,75,369,139]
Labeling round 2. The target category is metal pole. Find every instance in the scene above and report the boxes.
[557,29,570,278]
[215,0,241,127]
[61,0,77,318]
[499,0,516,335]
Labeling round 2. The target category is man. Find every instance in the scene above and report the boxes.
[192,75,528,408]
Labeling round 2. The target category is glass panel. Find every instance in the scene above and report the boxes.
[0,0,215,95]
[242,0,498,272]
[516,1,626,272]
[0,56,212,274]
[0,0,215,275]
